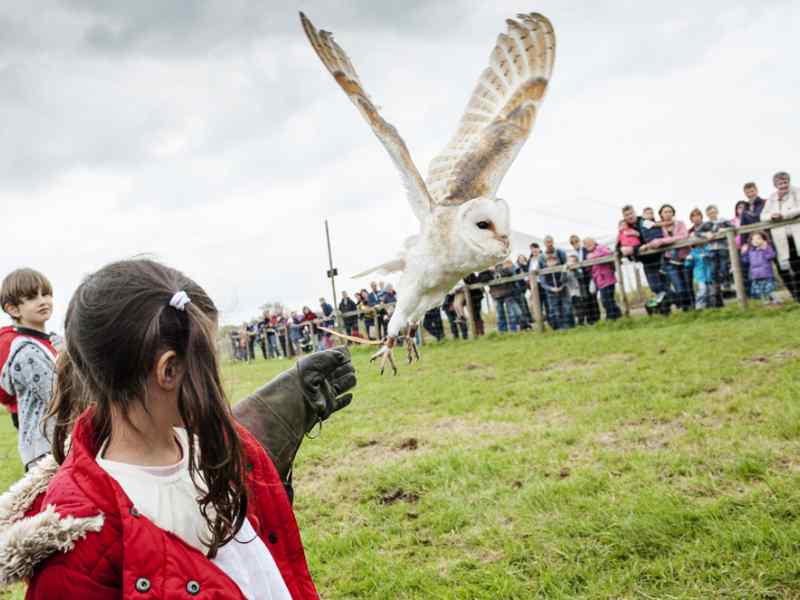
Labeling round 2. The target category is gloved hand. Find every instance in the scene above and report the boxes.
[232,346,356,484]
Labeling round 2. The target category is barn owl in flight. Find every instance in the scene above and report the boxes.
[301,11,555,374]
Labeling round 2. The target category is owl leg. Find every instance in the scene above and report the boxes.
[405,324,420,364]
[369,336,397,376]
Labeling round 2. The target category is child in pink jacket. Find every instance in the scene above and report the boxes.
[584,239,622,320]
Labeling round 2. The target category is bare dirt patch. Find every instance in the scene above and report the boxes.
[594,416,688,451]
[427,417,527,438]
[299,411,570,498]
[398,438,419,451]
[743,350,800,365]
[379,488,420,505]
[530,353,636,375]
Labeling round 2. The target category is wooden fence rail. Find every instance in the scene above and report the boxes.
[457,214,800,335]
[236,215,800,352]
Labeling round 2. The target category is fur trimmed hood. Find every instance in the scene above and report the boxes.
[0,455,104,588]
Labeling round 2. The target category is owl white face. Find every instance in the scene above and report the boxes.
[457,197,511,263]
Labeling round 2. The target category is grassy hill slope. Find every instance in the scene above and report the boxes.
[2,306,799,599]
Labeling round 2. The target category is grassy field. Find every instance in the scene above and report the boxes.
[2,306,800,599]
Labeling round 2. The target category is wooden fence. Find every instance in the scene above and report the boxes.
[459,214,800,334]
[235,214,799,356]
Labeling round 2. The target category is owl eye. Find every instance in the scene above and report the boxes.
[476,221,491,230]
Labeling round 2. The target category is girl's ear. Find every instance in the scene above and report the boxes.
[3,303,21,319]
[155,350,181,391]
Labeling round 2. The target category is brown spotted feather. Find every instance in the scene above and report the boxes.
[426,13,555,206]
[299,12,433,222]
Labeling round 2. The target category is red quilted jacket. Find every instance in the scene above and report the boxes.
[24,409,320,599]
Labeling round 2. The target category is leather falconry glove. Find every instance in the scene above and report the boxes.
[232,346,356,485]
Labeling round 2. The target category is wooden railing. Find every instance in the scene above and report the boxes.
[458,214,800,334]
[233,215,799,355]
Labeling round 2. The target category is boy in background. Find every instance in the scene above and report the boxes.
[0,268,58,470]
[541,254,575,330]
[565,253,591,325]
[696,204,734,307]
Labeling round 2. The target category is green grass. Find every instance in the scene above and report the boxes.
[3,306,800,599]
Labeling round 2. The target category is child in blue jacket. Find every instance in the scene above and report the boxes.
[685,245,713,309]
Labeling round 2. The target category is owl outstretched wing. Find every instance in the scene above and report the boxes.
[300,12,433,223]
[426,13,555,207]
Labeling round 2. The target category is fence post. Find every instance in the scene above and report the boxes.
[284,326,293,358]
[462,286,477,338]
[613,254,631,317]
[634,264,644,302]
[726,229,748,309]
[528,273,545,333]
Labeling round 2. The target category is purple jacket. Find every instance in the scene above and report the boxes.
[587,244,617,289]
[745,245,775,280]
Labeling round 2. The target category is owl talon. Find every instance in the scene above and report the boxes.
[405,327,420,365]
[370,337,397,375]
[406,338,419,364]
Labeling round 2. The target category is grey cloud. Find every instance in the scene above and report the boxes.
[59,0,466,58]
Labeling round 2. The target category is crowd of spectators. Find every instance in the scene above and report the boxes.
[614,173,800,312]
[230,172,799,359]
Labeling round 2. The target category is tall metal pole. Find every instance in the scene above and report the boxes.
[324,220,341,328]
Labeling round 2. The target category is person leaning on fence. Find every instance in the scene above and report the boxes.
[761,171,800,303]
[256,312,270,359]
[620,205,671,315]
[274,312,289,357]
[300,306,318,351]
[584,238,622,320]
[742,232,780,304]
[527,244,550,325]
[442,292,468,339]
[695,204,734,308]
[264,312,281,358]
[229,329,240,360]
[318,297,335,349]
[464,270,492,336]
[685,235,713,310]
[237,322,251,361]
[489,261,523,333]
[368,281,387,339]
[289,310,305,354]
[641,204,692,311]
[514,255,534,330]
[537,235,567,269]
[356,289,376,339]
[382,283,398,332]
[565,252,591,325]
[540,254,575,330]
[339,291,359,337]
[422,305,445,341]
[685,207,705,306]
[740,182,767,246]
[570,234,600,324]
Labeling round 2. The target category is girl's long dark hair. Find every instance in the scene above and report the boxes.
[46,258,247,558]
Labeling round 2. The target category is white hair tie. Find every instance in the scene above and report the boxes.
[169,290,192,311]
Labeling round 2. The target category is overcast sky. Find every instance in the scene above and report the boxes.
[1,0,797,329]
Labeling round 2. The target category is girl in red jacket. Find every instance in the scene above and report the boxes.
[8,259,321,599]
